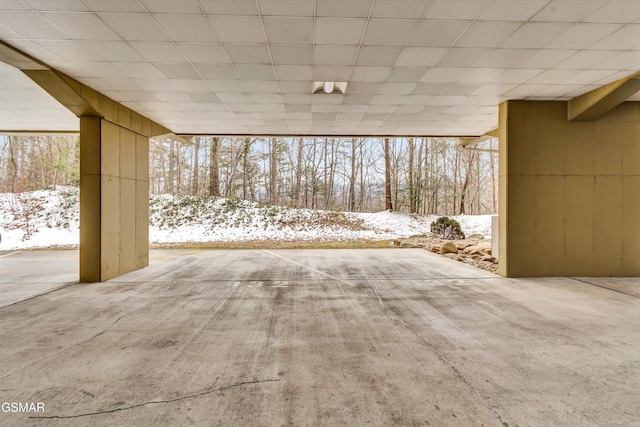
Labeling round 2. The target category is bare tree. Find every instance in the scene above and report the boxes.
[242,138,251,199]
[192,137,200,195]
[269,137,278,204]
[348,138,357,212]
[384,138,393,211]
[8,136,18,192]
[294,138,303,207]
[407,138,415,214]
[209,137,220,197]
[458,150,476,214]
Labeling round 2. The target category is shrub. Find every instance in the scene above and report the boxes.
[430,216,465,240]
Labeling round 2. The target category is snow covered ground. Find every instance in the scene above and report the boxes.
[0,188,494,250]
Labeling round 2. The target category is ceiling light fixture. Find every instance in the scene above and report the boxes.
[312,81,348,95]
[323,81,335,93]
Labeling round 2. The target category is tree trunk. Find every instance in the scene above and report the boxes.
[322,139,328,209]
[192,137,200,195]
[8,136,18,192]
[327,138,336,210]
[294,138,303,207]
[358,140,365,211]
[209,137,220,197]
[408,138,415,214]
[242,138,251,199]
[168,139,175,194]
[415,138,424,214]
[348,138,357,212]
[459,151,476,215]
[311,139,318,209]
[176,141,182,195]
[269,137,278,204]
[384,138,393,211]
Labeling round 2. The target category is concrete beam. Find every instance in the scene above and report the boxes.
[0,40,47,70]
[1,41,171,138]
[23,69,102,118]
[568,72,640,121]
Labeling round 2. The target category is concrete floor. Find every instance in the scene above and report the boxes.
[0,249,638,426]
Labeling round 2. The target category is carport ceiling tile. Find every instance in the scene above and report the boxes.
[33,40,104,61]
[314,45,358,66]
[40,11,120,40]
[478,0,548,21]
[130,42,187,62]
[114,62,165,79]
[316,0,372,18]
[545,23,621,49]
[371,0,431,19]
[98,13,169,41]
[453,22,521,48]
[436,48,491,67]
[355,46,402,67]
[23,0,89,11]
[409,20,469,47]
[553,50,619,70]
[362,19,419,46]
[154,14,219,42]
[589,25,640,50]
[258,0,315,17]
[263,17,313,44]
[270,45,313,65]
[154,63,200,79]
[82,0,145,12]
[315,18,367,45]
[224,44,272,64]
[530,0,604,22]
[501,22,573,48]
[396,47,447,66]
[178,43,229,63]
[209,15,265,43]
[475,48,535,68]
[425,0,492,20]
[200,0,259,15]
[585,1,640,23]
[3,0,640,136]
[0,10,71,39]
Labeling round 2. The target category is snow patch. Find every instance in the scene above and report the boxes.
[0,188,494,249]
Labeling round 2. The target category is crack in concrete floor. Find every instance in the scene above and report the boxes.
[29,378,281,420]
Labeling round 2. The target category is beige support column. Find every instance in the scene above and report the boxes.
[80,117,149,282]
[498,100,640,277]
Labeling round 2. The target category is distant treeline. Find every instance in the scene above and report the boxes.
[0,135,497,215]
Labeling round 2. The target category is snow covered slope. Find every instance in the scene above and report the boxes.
[0,188,493,249]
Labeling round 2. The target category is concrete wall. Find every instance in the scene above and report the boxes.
[498,100,640,277]
[80,117,149,282]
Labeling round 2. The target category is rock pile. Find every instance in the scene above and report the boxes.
[394,234,497,273]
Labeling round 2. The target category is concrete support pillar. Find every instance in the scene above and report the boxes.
[80,117,149,282]
[498,100,640,277]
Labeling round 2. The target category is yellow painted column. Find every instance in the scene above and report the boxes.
[498,100,640,277]
[79,117,149,282]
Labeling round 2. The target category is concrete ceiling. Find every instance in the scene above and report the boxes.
[2,0,640,136]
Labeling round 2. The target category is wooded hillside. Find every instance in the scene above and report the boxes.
[0,135,497,215]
